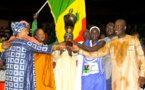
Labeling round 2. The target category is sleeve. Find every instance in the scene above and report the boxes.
[32,20,37,37]
[26,41,53,54]
[135,38,145,77]
[27,36,41,44]
[52,50,61,62]
[79,42,110,58]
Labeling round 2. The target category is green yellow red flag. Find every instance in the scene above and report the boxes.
[48,0,86,42]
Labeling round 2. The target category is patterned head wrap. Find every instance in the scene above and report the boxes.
[89,26,100,33]
[11,22,27,36]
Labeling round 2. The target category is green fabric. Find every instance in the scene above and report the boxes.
[48,0,75,22]
[50,39,59,45]
[32,20,37,36]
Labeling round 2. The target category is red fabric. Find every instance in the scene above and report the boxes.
[0,82,5,90]
[76,60,78,67]
[45,33,48,39]
[74,18,86,42]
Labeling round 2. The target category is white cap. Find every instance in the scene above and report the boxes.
[89,26,100,33]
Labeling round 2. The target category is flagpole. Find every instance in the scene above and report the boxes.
[36,0,48,15]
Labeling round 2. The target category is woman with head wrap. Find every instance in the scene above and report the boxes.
[1,20,41,52]
[0,22,65,90]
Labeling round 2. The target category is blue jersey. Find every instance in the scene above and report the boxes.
[82,40,106,90]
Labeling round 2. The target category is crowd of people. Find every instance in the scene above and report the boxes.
[0,16,145,90]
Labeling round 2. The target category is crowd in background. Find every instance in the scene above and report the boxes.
[1,21,145,45]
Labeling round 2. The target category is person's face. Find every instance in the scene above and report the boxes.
[35,29,45,42]
[19,28,29,39]
[100,34,105,39]
[106,23,115,36]
[90,29,100,40]
[114,21,126,36]
[83,30,90,41]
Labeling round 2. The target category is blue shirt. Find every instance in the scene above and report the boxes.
[107,36,117,42]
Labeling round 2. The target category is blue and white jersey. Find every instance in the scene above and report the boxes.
[82,40,106,90]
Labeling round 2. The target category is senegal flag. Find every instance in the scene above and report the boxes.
[48,0,86,42]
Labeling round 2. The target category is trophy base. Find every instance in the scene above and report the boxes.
[64,41,73,47]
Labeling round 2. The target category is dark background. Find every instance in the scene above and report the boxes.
[0,0,145,24]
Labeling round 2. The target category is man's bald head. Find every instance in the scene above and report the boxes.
[115,19,126,26]
[114,19,127,38]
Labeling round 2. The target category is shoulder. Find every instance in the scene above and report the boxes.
[99,37,108,42]
[126,35,139,41]
[126,35,135,38]
[10,39,28,43]
[84,40,90,45]
[27,36,40,44]
[98,40,106,46]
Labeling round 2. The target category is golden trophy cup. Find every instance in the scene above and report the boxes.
[64,8,77,47]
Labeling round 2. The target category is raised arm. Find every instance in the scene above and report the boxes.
[72,40,106,52]
[32,13,38,37]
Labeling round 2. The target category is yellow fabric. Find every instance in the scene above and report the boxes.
[49,0,86,42]
[79,35,145,90]
[0,43,4,52]
[34,53,56,90]
[53,50,77,90]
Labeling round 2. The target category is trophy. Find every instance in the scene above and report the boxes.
[64,8,77,47]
